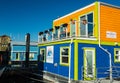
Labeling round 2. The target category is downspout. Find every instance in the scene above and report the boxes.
[97,2,112,83]
[68,38,73,83]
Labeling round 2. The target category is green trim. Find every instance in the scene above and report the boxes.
[74,40,78,80]
[60,46,70,66]
[83,48,96,80]
[38,39,99,47]
[114,48,120,63]
[38,39,71,46]
[77,39,98,44]
[38,38,120,47]
[95,1,99,39]
[101,41,120,46]
[40,48,46,62]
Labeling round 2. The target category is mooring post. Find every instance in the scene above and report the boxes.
[25,33,30,68]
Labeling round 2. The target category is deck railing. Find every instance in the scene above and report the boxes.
[38,33,96,43]
[81,66,120,82]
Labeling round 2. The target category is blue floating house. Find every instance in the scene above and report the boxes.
[10,41,38,67]
[38,1,120,82]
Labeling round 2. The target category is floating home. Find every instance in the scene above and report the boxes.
[38,1,120,81]
[11,41,38,67]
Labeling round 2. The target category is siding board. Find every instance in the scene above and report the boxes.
[100,5,120,42]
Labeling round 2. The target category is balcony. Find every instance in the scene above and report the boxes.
[38,17,96,44]
[38,30,96,44]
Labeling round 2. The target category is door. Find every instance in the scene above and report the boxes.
[83,48,96,80]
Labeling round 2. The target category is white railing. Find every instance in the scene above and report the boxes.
[81,66,120,82]
[38,34,96,44]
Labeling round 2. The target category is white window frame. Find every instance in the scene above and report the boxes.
[79,12,94,37]
[70,20,77,37]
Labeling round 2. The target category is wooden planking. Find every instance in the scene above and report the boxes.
[100,5,120,42]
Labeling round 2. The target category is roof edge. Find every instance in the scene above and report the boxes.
[53,1,120,22]
[53,2,95,22]
[100,2,120,9]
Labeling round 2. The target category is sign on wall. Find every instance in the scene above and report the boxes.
[46,46,54,63]
[106,31,117,39]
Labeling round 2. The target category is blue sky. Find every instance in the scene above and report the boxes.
[0,0,120,41]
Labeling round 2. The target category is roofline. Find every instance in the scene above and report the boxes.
[53,2,95,22]
[11,41,38,46]
[100,2,120,9]
[53,1,120,22]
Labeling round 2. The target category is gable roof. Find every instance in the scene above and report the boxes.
[53,1,120,22]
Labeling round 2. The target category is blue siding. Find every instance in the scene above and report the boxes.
[39,43,74,79]
[11,45,38,61]
[39,42,120,80]
[78,43,120,80]
[71,43,74,79]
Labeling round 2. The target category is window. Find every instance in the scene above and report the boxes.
[54,28,59,39]
[60,26,66,39]
[40,49,46,62]
[16,53,20,60]
[29,53,34,59]
[84,48,96,79]
[60,47,69,66]
[47,32,52,41]
[39,36,42,42]
[70,20,76,37]
[114,48,120,62]
[80,12,94,37]
[43,34,46,41]
[20,52,25,61]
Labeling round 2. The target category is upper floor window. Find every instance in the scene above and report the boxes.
[39,32,43,42]
[46,32,52,41]
[60,26,64,38]
[80,12,94,37]
[54,26,60,39]
[60,24,67,39]
[114,48,120,62]
[70,19,76,37]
